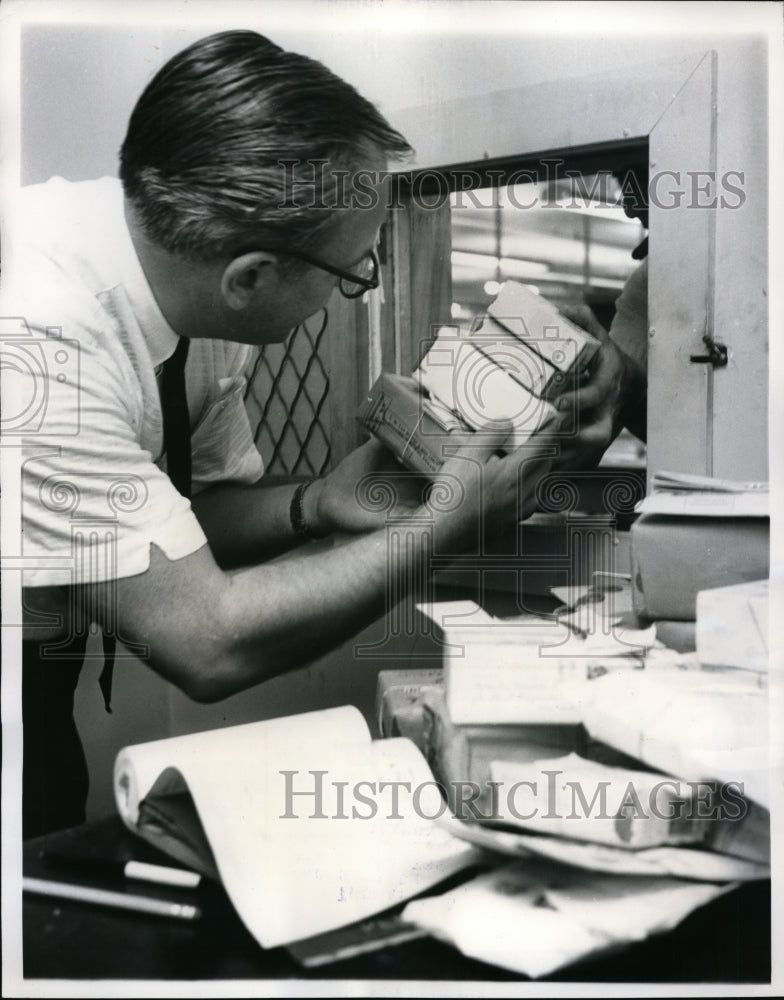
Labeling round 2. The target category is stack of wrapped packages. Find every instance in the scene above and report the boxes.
[375,572,772,978]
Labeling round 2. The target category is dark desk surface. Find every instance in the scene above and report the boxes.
[22,816,771,984]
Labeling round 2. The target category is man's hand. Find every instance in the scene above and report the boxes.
[553,305,639,470]
[425,421,553,552]
[305,439,425,535]
[309,422,553,542]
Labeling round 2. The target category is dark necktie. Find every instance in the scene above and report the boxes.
[98,336,192,712]
[161,335,192,499]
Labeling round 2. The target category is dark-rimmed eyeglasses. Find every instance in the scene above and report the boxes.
[261,247,380,299]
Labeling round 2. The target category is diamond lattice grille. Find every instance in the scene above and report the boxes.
[245,318,331,477]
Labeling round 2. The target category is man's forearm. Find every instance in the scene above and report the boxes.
[113,509,456,703]
[102,430,537,704]
[191,479,308,566]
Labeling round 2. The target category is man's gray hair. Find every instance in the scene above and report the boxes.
[120,30,412,262]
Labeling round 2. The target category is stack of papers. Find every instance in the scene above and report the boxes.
[650,470,769,493]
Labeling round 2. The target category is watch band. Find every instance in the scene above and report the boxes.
[290,480,322,539]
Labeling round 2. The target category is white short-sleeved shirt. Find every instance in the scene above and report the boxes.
[2,177,264,587]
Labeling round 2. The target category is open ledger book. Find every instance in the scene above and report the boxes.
[113,705,479,949]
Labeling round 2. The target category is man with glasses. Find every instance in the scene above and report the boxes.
[253,246,381,300]
[8,30,552,835]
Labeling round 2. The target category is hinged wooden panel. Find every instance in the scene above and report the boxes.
[647,52,716,480]
[323,288,370,465]
[710,39,768,481]
[388,194,453,377]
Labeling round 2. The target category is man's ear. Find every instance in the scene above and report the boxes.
[220,251,278,310]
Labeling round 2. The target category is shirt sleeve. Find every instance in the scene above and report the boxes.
[20,325,208,588]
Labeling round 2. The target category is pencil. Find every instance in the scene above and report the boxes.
[23,876,202,920]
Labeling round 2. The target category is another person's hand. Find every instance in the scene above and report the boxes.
[553,305,638,470]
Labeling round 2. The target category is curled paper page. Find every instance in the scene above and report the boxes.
[114,705,479,948]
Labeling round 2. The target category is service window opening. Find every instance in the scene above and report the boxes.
[448,168,648,473]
